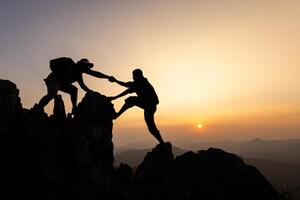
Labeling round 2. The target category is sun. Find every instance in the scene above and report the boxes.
[197,124,203,129]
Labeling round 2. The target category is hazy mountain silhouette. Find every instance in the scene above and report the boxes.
[117,138,300,164]
[0,79,283,200]
[245,158,300,186]
[245,158,300,200]
[185,138,300,163]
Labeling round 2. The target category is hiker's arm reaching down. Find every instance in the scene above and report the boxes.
[77,77,91,92]
[85,69,111,79]
[109,89,132,100]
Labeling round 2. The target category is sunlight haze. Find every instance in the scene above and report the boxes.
[1,0,300,147]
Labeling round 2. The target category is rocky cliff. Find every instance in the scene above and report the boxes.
[0,80,115,200]
[0,79,283,200]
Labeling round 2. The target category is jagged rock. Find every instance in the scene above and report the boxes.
[74,92,115,167]
[135,142,173,184]
[64,92,116,200]
[50,95,66,128]
[0,80,22,134]
[132,145,283,200]
[0,79,117,200]
[0,80,25,198]
[112,163,134,200]
[0,80,23,151]
[114,163,133,185]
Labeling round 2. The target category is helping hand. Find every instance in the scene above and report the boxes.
[109,76,117,82]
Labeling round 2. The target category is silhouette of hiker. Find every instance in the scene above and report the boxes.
[109,69,165,144]
[38,57,112,113]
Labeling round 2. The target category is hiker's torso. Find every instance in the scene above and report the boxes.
[130,78,159,105]
[53,64,86,84]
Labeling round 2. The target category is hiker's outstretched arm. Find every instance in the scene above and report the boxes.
[110,89,132,100]
[78,77,91,92]
[85,69,110,79]
[109,76,131,87]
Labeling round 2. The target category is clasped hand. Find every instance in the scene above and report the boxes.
[109,76,117,82]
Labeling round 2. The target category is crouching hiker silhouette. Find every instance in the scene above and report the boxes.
[37,57,112,113]
[109,69,165,145]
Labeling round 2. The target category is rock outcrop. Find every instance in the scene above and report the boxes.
[0,79,283,200]
[0,79,115,200]
[0,80,24,199]
[131,143,282,200]
[0,80,22,142]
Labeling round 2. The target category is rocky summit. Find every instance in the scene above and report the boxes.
[0,79,283,200]
[132,143,283,200]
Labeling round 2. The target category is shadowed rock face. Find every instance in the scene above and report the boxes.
[0,79,116,200]
[132,143,282,200]
[0,80,22,134]
[0,80,25,199]
[75,92,115,168]
[0,79,282,200]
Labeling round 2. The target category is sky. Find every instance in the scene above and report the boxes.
[1,0,300,148]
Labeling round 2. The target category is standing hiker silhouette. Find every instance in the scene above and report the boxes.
[109,69,165,144]
[38,57,112,113]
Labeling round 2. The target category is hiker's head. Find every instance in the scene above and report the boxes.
[77,58,94,69]
[132,68,144,81]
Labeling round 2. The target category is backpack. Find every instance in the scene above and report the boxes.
[49,57,75,74]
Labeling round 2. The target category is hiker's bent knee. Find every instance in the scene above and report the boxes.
[124,96,138,107]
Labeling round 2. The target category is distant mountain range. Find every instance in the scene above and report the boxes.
[116,138,300,165]
[186,138,300,163]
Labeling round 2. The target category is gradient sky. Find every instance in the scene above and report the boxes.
[1,0,300,148]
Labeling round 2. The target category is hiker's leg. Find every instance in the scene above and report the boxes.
[38,74,58,108]
[114,96,139,119]
[144,107,164,144]
[59,84,78,110]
